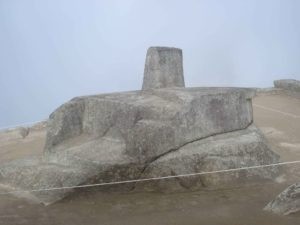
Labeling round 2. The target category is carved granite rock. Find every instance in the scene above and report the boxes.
[0,87,280,205]
[0,47,280,205]
[136,125,279,192]
[45,88,254,160]
[142,47,185,90]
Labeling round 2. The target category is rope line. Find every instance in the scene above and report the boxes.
[0,104,299,195]
[1,160,300,195]
[253,104,300,118]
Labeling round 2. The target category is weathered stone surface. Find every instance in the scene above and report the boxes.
[135,125,279,192]
[0,157,87,205]
[274,79,300,92]
[0,87,280,205]
[0,124,279,205]
[142,47,185,90]
[45,87,255,162]
[264,182,300,215]
[0,138,141,205]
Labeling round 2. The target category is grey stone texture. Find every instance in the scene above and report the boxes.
[274,79,300,92]
[136,125,279,192]
[45,88,255,160]
[142,47,185,90]
[264,182,300,215]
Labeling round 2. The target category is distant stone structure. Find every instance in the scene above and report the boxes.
[274,79,300,92]
[142,47,185,90]
[0,47,279,205]
[255,79,300,99]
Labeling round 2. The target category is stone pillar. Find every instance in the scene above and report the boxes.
[142,47,185,90]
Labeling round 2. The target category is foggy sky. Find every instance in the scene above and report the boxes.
[0,0,300,128]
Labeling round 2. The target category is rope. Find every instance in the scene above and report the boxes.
[0,104,299,195]
[0,160,300,195]
[253,104,300,118]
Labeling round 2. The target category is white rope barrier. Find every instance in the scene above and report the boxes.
[0,104,299,195]
[0,160,300,195]
[253,104,300,118]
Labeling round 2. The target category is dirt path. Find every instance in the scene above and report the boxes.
[253,94,300,161]
[0,93,299,225]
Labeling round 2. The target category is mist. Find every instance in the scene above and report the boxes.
[0,0,300,127]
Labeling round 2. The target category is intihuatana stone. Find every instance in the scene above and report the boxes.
[142,47,185,90]
[0,87,279,205]
[0,47,280,205]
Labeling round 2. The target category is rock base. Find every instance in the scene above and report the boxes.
[0,87,279,205]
